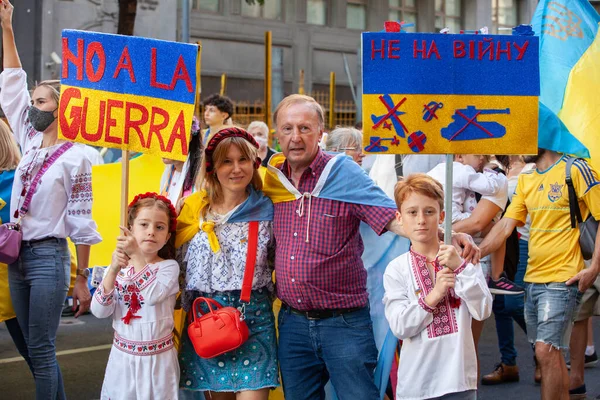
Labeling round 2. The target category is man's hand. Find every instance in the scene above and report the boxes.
[451,232,480,265]
[72,277,91,318]
[566,268,599,293]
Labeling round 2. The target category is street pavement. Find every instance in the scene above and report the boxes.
[1,313,600,399]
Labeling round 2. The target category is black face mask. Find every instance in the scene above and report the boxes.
[28,106,57,132]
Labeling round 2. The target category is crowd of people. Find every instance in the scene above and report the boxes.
[1,0,600,399]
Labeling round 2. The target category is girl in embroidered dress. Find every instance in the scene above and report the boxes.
[1,1,101,398]
[176,127,279,400]
[91,193,180,400]
[383,174,492,400]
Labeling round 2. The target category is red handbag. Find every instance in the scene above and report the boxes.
[187,221,259,358]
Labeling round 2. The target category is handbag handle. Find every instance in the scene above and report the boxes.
[189,297,222,323]
[240,221,259,303]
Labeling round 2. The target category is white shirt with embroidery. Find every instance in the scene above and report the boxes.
[428,162,507,223]
[383,251,493,400]
[0,68,100,244]
[183,207,273,295]
[91,260,180,400]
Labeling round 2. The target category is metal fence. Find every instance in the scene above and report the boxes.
[199,96,357,130]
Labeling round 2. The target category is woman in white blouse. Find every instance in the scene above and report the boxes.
[0,1,101,399]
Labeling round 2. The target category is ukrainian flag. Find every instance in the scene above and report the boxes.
[533,0,600,169]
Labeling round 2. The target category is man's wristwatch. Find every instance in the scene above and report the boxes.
[76,268,90,279]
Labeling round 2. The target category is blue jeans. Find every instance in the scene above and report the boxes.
[277,306,379,400]
[525,282,582,351]
[5,317,34,374]
[8,238,70,400]
[492,239,528,366]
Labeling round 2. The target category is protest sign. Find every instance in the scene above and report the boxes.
[59,30,199,161]
[362,32,539,155]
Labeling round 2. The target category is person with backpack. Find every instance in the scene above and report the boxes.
[479,147,600,400]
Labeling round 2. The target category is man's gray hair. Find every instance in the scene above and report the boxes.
[325,127,363,151]
[247,121,269,138]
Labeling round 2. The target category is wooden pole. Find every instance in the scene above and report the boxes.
[329,71,336,130]
[298,69,305,95]
[194,41,202,118]
[220,73,227,96]
[120,151,130,227]
[264,31,272,133]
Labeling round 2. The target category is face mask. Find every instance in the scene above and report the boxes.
[28,106,57,132]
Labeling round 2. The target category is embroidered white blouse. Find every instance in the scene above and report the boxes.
[91,260,180,400]
[0,68,101,244]
[182,207,273,296]
[383,251,493,400]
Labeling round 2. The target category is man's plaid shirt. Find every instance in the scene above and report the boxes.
[273,150,397,311]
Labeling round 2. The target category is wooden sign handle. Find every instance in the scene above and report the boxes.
[120,150,130,227]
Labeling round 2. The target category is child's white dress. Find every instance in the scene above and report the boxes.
[383,250,493,400]
[91,260,180,400]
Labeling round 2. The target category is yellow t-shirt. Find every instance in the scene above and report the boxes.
[505,156,600,283]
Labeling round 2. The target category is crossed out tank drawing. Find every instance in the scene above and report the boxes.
[440,106,511,141]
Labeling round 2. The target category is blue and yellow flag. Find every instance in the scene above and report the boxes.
[0,169,14,225]
[175,188,274,248]
[532,0,600,114]
[559,22,600,170]
[263,152,397,209]
[539,102,589,159]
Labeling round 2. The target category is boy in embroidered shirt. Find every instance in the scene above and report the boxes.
[383,174,492,400]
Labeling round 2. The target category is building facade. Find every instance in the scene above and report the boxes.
[9,0,598,103]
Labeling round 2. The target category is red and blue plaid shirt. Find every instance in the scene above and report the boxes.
[273,150,397,310]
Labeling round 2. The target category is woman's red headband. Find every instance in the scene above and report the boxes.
[204,127,261,174]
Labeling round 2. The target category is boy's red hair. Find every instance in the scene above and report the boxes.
[394,173,444,211]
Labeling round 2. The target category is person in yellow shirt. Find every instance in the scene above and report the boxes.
[480,148,600,400]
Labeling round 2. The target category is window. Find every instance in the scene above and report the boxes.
[492,0,518,34]
[388,0,417,32]
[241,0,282,20]
[347,0,367,30]
[435,0,461,33]
[307,0,327,25]
[192,0,219,12]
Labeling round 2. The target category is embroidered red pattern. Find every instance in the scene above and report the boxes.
[113,333,174,356]
[115,267,151,324]
[94,287,114,306]
[69,173,93,203]
[410,251,459,339]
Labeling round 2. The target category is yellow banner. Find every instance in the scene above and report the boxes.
[58,86,194,161]
[66,154,165,267]
[363,94,538,155]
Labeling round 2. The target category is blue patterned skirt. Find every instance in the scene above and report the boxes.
[179,287,280,393]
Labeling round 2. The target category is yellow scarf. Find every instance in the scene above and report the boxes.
[175,190,210,248]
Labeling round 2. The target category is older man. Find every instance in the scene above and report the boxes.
[266,94,477,399]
